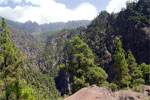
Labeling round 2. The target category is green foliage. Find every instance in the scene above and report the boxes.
[0,18,34,100]
[103,82,118,91]
[40,45,55,75]
[133,86,142,92]
[108,83,118,91]
[113,39,146,89]
[139,63,150,85]
[86,67,108,86]
[1,18,6,28]
[21,87,35,100]
[127,50,144,87]
[127,0,150,25]
[22,67,60,100]
[113,38,131,89]
[71,76,89,93]
[57,94,69,100]
[61,37,108,93]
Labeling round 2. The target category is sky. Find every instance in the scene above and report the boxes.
[0,0,136,24]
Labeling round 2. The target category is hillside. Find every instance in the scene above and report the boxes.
[0,0,149,99]
[0,17,90,34]
[41,0,150,94]
[0,20,60,100]
[0,24,43,67]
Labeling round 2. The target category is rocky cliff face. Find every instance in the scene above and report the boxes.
[114,0,150,64]
[64,85,150,100]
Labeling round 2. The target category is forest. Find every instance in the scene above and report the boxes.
[0,0,150,100]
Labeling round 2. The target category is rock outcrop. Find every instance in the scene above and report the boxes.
[64,85,150,100]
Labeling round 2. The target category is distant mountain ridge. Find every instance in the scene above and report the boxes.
[0,17,90,34]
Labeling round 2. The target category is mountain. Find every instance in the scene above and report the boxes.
[41,20,90,32]
[0,21,60,100]
[0,24,43,67]
[0,17,90,34]
[0,0,149,99]
[39,0,150,95]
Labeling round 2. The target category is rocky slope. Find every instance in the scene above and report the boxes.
[64,85,150,100]
[0,24,43,67]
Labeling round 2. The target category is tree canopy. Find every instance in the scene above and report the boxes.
[60,37,108,93]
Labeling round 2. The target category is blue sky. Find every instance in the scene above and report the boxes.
[0,0,135,24]
[55,0,110,12]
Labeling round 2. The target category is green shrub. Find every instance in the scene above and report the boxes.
[108,83,118,91]
[133,86,142,92]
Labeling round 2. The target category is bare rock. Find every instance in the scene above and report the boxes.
[64,85,150,100]
[64,85,116,100]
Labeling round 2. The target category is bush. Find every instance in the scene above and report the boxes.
[108,83,118,91]
[133,86,142,92]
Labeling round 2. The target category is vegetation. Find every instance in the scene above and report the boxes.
[0,18,34,100]
[22,67,60,100]
[60,37,108,93]
[127,50,144,87]
[139,63,150,85]
[0,0,149,99]
[113,38,149,89]
[113,38,131,89]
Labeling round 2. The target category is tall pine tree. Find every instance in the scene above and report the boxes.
[61,37,108,93]
[113,38,131,89]
[0,18,34,100]
[127,50,144,87]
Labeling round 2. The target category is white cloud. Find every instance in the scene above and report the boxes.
[0,0,8,4]
[11,0,23,3]
[0,0,98,24]
[106,0,138,13]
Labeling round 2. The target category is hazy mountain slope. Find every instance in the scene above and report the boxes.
[0,17,90,34]
[33,30,60,44]
[0,24,44,67]
[41,20,90,32]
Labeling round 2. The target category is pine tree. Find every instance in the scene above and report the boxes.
[61,37,108,93]
[0,18,30,100]
[127,50,144,87]
[139,63,150,85]
[113,38,131,89]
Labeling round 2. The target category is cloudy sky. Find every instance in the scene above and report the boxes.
[0,0,135,24]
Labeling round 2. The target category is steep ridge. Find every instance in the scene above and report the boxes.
[0,17,90,34]
[41,0,150,94]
